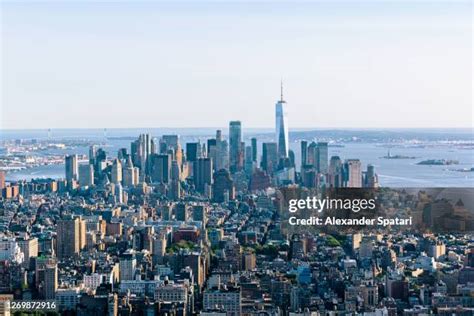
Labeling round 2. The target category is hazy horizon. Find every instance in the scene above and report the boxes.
[1,126,474,132]
[2,1,472,129]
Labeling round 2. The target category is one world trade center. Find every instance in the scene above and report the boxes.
[275,82,289,159]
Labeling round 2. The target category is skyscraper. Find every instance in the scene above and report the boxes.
[122,156,138,187]
[301,141,308,168]
[161,135,179,153]
[37,261,58,299]
[0,170,6,191]
[261,142,278,175]
[244,145,254,175]
[78,164,94,187]
[194,157,213,194]
[307,142,317,167]
[275,82,289,159]
[131,134,154,176]
[345,159,362,188]
[212,130,229,172]
[57,216,84,259]
[65,155,78,185]
[251,138,257,162]
[207,138,217,157]
[111,159,122,184]
[229,121,243,173]
[364,164,378,188]
[316,142,328,174]
[150,154,171,183]
[213,169,235,203]
[170,160,181,200]
[89,145,97,165]
[328,156,343,188]
[186,142,200,162]
[119,253,136,281]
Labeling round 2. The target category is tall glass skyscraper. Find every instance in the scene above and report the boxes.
[275,82,289,158]
[229,121,243,173]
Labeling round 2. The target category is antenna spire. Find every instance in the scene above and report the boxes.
[280,79,284,102]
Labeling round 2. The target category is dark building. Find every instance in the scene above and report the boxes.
[150,154,171,183]
[193,158,213,194]
[175,203,188,221]
[213,169,235,203]
[251,138,257,162]
[249,168,271,192]
[300,140,308,168]
[229,121,243,173]
[261,142,278,175]
[186,142,200,162]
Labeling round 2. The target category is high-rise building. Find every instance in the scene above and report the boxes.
[300,141,308,169]
[94,148,107,175]
[42,264,58,299]
[17,237,38,267]
[364,164,379,188]
[244,145,254,175]
[207,138,216,156]
[0,170,6,191]
[261,142,278,175]
[186,142,200,162]
[194,158,213,194]
[57,217,85,259]
[316,142,328,174]
[111,159,122,184]
[213,169,235,203]
[122,156,138,187]
[251,138,257,162]
[119,253,136,281]
[152,234,167,266]
[249,168,272,191]
[150,154,171,183]
[65,155,78,184]
[212,169,235,203]
[117,148,128,160]
[175,143,183,166]
[175,203,188,221]
[192,205,207,222]
[229,121,243,173]
[307,142,317,167]
[328,156,343,188]
[160,135,179,153]
[89,145,97,165]
[301,165,317,188]
[35,257,58,299]
[131,134,154,176]
[275,82,289,159]
[78,164,94,187]
[169,160,181,200]
[212,130,229,171]
[345,159,362,188]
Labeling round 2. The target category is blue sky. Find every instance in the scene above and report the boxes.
[1,1,472,129]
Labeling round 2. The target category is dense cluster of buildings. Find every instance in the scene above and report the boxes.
[0,89,473,315]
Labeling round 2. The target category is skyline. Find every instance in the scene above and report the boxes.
[2,1,472,129]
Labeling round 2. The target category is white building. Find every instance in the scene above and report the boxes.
[155,283,188,303]
[17,237,38,267]
[83,273,103,290]
[203,288,241,316]
[346,159,362,188]
[0,238,24,264]
[119,280,163,297]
